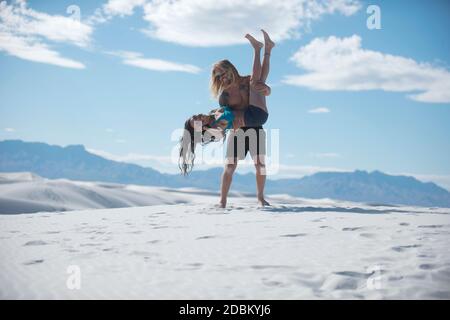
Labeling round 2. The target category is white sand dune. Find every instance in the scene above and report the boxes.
[0,172,249,214]
[0,193,449,299]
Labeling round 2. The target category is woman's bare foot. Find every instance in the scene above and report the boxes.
[261,29,275,51]
[245,34,263,50]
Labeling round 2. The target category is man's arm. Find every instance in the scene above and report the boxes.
[251,79,271,96]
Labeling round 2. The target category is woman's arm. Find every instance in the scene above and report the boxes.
[204,127,225,141]
[232,109,245,130]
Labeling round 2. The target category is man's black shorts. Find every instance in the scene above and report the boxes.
[226,126,266,161]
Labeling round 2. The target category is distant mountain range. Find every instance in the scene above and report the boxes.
[1,139,450,208]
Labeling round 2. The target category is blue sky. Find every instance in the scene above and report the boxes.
[1,0,450,189]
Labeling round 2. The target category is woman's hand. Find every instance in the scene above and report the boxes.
[232,110,245,130]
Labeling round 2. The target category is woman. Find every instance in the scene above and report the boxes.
[179,30,275,207]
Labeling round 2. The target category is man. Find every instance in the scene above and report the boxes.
[219,120,270,208]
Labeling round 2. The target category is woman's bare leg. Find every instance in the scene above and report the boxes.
[219,158,238,208]
[249,84,267,113]
[244,34,267,112]
[260,29,275,83]
[245,34,263,82]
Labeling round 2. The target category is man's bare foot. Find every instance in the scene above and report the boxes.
[217,200,227,208]
[261,29,275,51]
[245,34,263,50]
[257,198,271,207]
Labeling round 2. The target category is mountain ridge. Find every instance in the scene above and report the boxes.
[1,139,449,207]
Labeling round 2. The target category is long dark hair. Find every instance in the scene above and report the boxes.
[178,112,227,175]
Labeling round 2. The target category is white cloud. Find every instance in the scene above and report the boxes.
[0,0,91,68]
[115,139,127,144]
[140,0,360,47]
[86,148,176,172]
[308,152,341,159]
[103,0,146,18]
[0,31,85,68]
[110,51,201,73]
[285,153,295,159]
[283,35,450,103]
[87,148,171,163]
[90,0,360,47]
[4,127,15,132]
[308,107,330,113]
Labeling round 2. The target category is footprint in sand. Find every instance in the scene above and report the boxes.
[417,253,436,259]
[24,240,48,246]
[419,263,437,270]
[391,244,421,252]
[279,233,308,238]
[262,279,286,288]
[196,235,216,240]
[251,265,295,271]
[334,271,372,278]
[185,262,203,270]
[23,259,44,265]
[418,225,444,229]
[80,243,102,247]
[342,227,364,231]
[359,233,378,239]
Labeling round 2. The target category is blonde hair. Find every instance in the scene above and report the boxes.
[210,60,241,98]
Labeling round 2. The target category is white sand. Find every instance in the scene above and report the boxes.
[0,172,248,214]
[1,193,449,299]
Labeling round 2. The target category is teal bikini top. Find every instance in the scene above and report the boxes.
[212,106,234,130]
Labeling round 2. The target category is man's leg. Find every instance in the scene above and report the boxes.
[254,155,270,207]
[248,127,270,207]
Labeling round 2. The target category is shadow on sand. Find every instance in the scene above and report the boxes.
[260,205,425,215]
